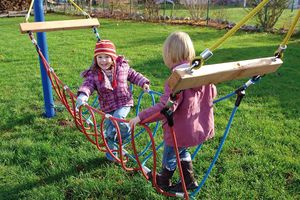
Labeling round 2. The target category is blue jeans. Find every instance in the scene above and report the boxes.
[104,106,131,160]
[162,144,191,171]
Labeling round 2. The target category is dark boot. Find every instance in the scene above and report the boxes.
[148,168,175,190]
[171,161,198,192]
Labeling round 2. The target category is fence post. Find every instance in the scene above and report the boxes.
[206,0,210,25]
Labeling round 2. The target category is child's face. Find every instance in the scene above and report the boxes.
[96,54,113,70]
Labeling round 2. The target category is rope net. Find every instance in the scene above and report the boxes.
[28,31,195,198]
[29,30,265,199]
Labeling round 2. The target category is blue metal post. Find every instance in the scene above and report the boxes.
[34,0,55,117]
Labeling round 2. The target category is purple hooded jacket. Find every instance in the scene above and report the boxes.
[138,63,217,147]
[78,56,150,113]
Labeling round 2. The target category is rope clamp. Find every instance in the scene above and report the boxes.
[185,58,202,73]
[160,107,174,127]
[186,49,213,73]
[200,48,213,61]
[274,44,287,58]
[105,114,112,119]
[85,118,93,125]
[160,92,182,127]
[235,90,245,107]
[29,32,37,45]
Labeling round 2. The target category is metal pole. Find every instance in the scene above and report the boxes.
[130,0,132,15]
[206,0,210,26]
[34,0,55,118]
[163,0,166,18]
[264,3,268,30]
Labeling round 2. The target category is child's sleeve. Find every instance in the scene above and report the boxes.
[77,72,96,97]
[127,67,150,88]
[138,82,183,123]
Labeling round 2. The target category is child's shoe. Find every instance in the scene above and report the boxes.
[148,168,175,190]
[170,161,198,192]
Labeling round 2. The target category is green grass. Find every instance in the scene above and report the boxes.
[0,14,300,199]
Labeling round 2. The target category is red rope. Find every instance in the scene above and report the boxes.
[29,34,191,199]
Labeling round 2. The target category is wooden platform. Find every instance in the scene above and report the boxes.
[20,18,100,33]
[168,57,283,93]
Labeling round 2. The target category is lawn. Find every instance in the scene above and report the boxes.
[0,14,299,199]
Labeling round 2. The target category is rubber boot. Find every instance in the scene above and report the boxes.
[171,161,198,192]
[148,168,175,190]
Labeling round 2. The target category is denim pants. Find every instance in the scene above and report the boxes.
[105,106,131,151]
[162,144,192,171]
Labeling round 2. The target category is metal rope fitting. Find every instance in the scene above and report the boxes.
[186,58,203,73]
[105,114,112,119]
[186,49,213,73]
[200,48,213,61]
[29,32,37,45]
[235,90,245,107]
[274,44,287,58]
[160,107,174,127]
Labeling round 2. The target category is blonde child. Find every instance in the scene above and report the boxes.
[129,32,217,191]
[77,40,150,161]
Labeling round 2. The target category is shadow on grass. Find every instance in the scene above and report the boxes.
[0,113,36,132]
[2,157,110,200]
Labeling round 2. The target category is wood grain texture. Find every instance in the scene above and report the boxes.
[20,18,100,33]
[168,57,283,92]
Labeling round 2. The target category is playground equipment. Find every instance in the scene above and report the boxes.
[20,0,300,199]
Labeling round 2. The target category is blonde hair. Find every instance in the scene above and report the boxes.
[163,31,195,68]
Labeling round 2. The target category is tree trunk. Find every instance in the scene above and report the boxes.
[89,0,93,13]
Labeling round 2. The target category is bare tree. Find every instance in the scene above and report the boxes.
[143,0,160,19]
[247,0,290,31]
[88,0,93,13]
[182,0,207,20]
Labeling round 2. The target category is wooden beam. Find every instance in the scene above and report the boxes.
[20,18,100,33]
[168,57,283,93]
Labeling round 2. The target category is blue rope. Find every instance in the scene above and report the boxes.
[93,27,101,42]
[190,105,239,197]
[189,76,262,197]
[213,91,236,104]
[135,90,162,158]
[191,143,203,160]
[142,141,164,166]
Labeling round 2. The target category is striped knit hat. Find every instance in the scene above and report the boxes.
[94,40,117,60]
[94,40,118,89]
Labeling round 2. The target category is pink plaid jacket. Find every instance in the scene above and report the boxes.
[138,63,217,147]
[78,56,149,113]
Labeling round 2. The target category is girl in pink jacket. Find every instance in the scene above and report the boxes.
[129,32,217,192]
[77,40,150,161]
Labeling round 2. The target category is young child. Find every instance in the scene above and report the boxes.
[76,40,150,161]
[129,32,217,192]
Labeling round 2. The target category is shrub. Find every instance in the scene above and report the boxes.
[246,0,290,31]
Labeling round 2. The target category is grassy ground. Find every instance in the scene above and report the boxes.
[0,14,299,199]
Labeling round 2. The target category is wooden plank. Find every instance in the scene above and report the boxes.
[20,18,100,33]
[168,57,283,93]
